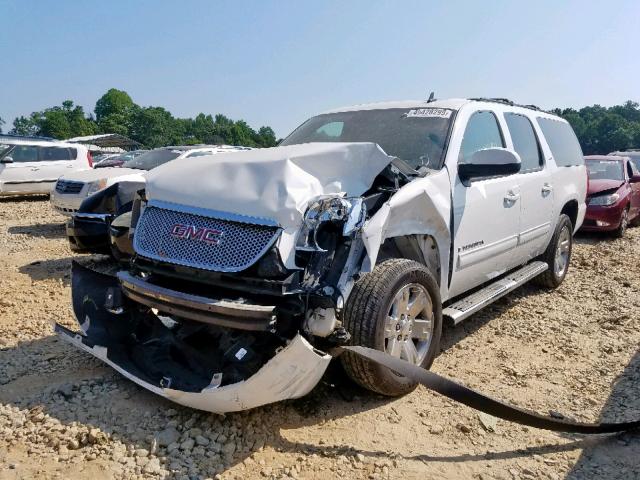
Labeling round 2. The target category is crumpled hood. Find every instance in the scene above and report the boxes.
[588,179,623,196]
[144,142,394,229]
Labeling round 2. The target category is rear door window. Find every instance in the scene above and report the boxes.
[40,147,76,161]
[505,113,542,172]
[537,118,584,167]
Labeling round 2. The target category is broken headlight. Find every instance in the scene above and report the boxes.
[296,196,365,252]
[589,193,620,206]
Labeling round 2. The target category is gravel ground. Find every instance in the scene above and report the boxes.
[1,197,639,480]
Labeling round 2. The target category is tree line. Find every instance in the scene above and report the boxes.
[4,88,277,149]
[551,101,640,155]
[2,91,640,154]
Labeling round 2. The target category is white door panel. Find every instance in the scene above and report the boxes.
[0,161,45,194]
[449,176,521,298]
[517,170,554,257]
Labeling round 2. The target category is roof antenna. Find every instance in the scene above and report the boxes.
[427,91,436,103]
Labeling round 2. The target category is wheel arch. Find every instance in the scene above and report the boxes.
[377,234,442,286]
[560,200,579,231]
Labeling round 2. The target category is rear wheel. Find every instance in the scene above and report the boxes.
[341,259,442,396]
[534,214,573,289]
[614,207,629,238]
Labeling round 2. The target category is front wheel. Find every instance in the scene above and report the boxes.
[613,207,629,238]
[341,259,442,396]
[534,214,573,289]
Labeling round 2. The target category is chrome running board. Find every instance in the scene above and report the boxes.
[443,261,548,325]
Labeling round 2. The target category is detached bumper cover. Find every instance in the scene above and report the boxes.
[56,262,331,413]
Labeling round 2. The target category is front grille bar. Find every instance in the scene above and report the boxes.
[118,271,277,331]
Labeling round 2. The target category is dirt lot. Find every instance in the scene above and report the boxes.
[1,197,639,480]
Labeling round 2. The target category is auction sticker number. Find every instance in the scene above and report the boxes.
[406,108,452,118]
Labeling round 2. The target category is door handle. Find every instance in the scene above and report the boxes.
[30,168,39,171]
[504,191,520,202]
[542,183,553,194]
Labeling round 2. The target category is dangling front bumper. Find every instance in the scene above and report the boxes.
[56,262,331,413]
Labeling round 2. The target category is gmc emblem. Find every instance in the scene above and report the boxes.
[170,224,223,245]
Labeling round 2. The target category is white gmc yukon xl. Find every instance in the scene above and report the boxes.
[59,98,587,413]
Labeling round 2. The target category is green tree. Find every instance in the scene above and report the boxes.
[10,115,40,136]
[257,126,277,147]
[95,88,135,122]
[7,88,277,148]
[38,101,96,139]
[94,88,137,136]
[129,106,179,148]
[555,100,640,154]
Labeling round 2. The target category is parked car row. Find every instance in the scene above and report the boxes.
[50,144,248,215]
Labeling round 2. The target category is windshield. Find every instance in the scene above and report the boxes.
[123,149,182,171]
[280,108,455,169]
[586,160,624,181]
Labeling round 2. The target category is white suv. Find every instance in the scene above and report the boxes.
[0,136,92,196]
[59,98,587,413]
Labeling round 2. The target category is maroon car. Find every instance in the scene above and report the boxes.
[581,155,640,237]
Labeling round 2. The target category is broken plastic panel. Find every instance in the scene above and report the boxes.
[56,263,331,413]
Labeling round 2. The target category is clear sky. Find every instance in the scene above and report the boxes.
[1,0,638,137]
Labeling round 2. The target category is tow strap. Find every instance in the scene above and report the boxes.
[339,346,640,434]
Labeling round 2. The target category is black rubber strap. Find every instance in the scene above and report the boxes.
[338,346,640,434]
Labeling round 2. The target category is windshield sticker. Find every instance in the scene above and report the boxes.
[405,108,452,119]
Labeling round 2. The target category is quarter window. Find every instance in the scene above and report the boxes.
[505,113,542,172]
[537,117,584,167]
[459,111,504,164]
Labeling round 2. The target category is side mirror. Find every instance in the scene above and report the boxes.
[630,174,640,184]
[458,148,521,182]
[1,156,14,164]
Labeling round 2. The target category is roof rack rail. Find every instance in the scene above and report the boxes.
[470,97,514,106]
[0,133,56,142]
[469,98,548,113]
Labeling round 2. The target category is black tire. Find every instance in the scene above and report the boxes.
[613,207,629,238]
[341,258,442,396]
[534,214,573,289]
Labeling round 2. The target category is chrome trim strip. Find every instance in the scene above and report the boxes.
[73,212,112,221]
[147,199,279,227]
[118,271,275,316]
[118,271,276,331]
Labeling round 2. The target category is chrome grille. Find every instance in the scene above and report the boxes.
[133,206,279,272]
[55,179,84,194]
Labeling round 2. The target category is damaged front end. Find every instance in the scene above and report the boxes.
[57,263,331,413]
[58,143,415,413]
